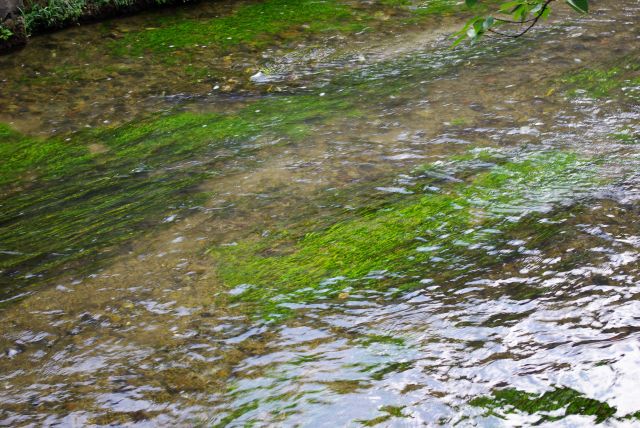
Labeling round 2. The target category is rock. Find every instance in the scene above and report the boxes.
[0,0,21,20]
[0,0,27,54]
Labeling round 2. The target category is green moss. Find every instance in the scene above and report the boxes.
[401,0,497,20]
[379,0,479,18]
[368,361,414,380]
[450,117,468,126]
[111,0,365,56]
[380,405,406,417]
[357,405,409,426]
[0,90,361,299]
[20,0,479,47]
[10,0,498,100]
[358,334,406,347]
[470,387,617,424]
[110,0,485,57]
[0,123,91,188]
[623,411,640,421]
[212,399,260,428]
[212,151,595,320]
[379,0,412,6]
[0,117,214,299]
[560,62,640,99]
[413,0,467,15]
[609,127,639,144]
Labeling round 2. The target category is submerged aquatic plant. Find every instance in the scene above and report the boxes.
[110,0,361,56]
[0,91,359,300]
[212,150,596,320]
[470,387,618,424]
[559,62,640,99]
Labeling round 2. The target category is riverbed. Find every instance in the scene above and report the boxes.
[1,0,639,425]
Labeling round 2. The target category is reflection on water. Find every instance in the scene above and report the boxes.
[1,0,640,426]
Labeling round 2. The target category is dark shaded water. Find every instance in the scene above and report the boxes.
[1,0,640,426]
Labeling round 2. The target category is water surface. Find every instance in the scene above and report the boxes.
[1,0,640,426]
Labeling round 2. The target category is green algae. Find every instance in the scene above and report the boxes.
[379,0,412,6]
[212,399,260,428]
[0,20,615,301]
[111,0,364,56]
[559,61,640,99]
[368,361,414,380]
[470,387,617,424]
[378,0,497,21]
[380,0,465,15]
[412,0,475,16]
[212,150,596,320]
[109,0,482,58]
[609,127,639,144]
[21,0,473,46]
[358,334,406,347]
[449,117,469,126]
[0,28,598,302]
[358,405,409,426]
[8,0,489,103]
[0,92,360,299]
[0,123,91,188]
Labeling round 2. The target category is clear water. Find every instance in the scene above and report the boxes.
[0,0,639,426]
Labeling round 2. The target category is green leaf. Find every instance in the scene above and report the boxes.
[499,1,524,13]
[512,4,528,22]
[465,0,478,7]
[451,34,466,48]
[566,0,588,13]
[483,16,495,30]
[540,6,551,19]
[530,2,544,14]
[467,26,478,39]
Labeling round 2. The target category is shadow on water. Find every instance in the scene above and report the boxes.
[0,0,640,425]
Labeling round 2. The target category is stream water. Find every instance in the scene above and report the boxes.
[1,0,640,426]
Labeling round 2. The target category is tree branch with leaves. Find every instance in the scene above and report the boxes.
[452,0,589,45]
